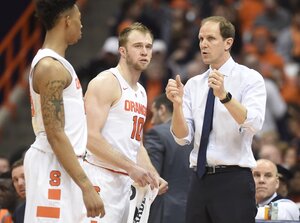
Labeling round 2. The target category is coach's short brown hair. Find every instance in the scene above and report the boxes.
[201,16,235,40]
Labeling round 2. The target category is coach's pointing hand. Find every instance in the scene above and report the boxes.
[165,75,184,106]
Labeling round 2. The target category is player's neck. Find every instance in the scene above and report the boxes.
[42,32,67,57]
[117,63,141,90]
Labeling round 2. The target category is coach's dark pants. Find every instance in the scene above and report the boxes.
[186,167,257,223]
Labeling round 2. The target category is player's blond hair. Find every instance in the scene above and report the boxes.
[118,22,153,47]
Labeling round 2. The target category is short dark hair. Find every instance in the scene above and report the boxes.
[11,158,23,171]
[118,22,153,47]
[0,155,9,161]
[201,16,235,40]
[35,0,76,30]
[0,179,17,212]
[153,94,173,113]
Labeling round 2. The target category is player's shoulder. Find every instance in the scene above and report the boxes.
[87,70,119,92]
[35,57,63,73]
[34,57,69,84]
[91,70,116,83]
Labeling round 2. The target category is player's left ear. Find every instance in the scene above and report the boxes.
[224,38,233,51]
[119,46,126,57]
[65,15,71,27]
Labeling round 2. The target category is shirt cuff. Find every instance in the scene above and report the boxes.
[170,127,190,146]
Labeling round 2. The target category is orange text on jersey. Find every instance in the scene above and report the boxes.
[124,100,146,116]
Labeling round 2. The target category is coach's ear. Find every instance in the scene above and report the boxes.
[224,37,233,51]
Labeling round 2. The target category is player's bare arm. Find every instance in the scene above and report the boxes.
[33,58,105,218]
[85,72,158,186]
[138,144,168,195]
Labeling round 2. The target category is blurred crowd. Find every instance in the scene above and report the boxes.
[1,0,300,221]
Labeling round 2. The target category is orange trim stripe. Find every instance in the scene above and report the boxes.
[36,206,60,218]
[91,221,97,223]
[48,189,61,200]
[84,159,129,176]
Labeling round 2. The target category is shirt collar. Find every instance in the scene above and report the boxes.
[209,57,235,77]
[258,193,277,207]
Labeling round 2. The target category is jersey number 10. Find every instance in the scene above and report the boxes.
[131,116,145,141]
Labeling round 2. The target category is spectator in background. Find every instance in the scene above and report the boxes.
[0,156,10,175]
[211,1,243,57]
[76,36,119,92]
[144,94,192,223]
[261,79,288,140]
[276,164,293,198]
[276,11,300,63]
[254,0,291,41]
[282,146,298,170]
[276,6,300,100]
[184,52,208,83]
[253,159,299,221]
[237,0,264,42]
[289,164,300,204]
[11,159,25,223]
[0,179,17,223]
[0,209,12,223]
[109,0,161,39]
[168,36,197,81]
[256,135,293,199]
[242,53,290,141]
[277,0,300,13]
[243,26,286,88]
[288,104,300,149]
[258,143,283,165]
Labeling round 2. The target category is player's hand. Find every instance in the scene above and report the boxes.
[165,75,184,106]
[128,165,158,189]
[82,187,105,218]
[157,177,168,195]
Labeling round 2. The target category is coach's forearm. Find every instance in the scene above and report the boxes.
[171,104,189,138]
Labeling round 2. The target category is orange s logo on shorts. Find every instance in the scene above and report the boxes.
[49,170,61,187]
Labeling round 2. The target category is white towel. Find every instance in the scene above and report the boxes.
[127,184,158,223]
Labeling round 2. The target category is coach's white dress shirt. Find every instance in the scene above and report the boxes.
[173,57,266,168]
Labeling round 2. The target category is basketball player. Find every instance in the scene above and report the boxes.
[84,22,168,222]
[24,0,105,222]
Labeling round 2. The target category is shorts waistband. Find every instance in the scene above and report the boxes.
[84,157,128,176]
